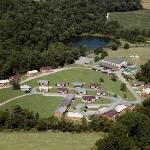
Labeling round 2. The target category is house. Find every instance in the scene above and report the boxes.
[40,66,53,73]
[38,80,49,86]
[115,105,127,113]
[56,82,69,87]
[20,85,32,92]
[39,86,49,92]
[132,80,145,87]
[101,56,128,70]
[67,112,83,121]
[142,88,150,97]
[75,87,87,95]
[27,70,39,77]
[97,88,107,96]
[54,107,67,118]
[9,74,22,81]
[72,82,86,87]
[82,96,96,103]
[75,56,94,65]
[57,88,68,94]
[0,79,10,87]
[103,110,118,119]
[90,83,100,89]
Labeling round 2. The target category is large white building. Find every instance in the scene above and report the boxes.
[101,57,128,70]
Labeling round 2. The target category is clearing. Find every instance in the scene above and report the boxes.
[0,131,103,150]
[109,10,150,30]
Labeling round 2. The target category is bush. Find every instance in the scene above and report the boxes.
[111,74,117,82]
[111,43,118,51]
[124,43,129,49]
[99,77,104,82]
[94,56,100,62]
[101,51,108,59]
[11,80,20,90]
[120,83,127,91]
[94,47,103,55]
[36,119,49,131]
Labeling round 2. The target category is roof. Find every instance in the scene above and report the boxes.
[67,112,83,118]
[75,87,86,93]
[90,83,100,87]
[27,70,38,74]
[66,94,75,100]
[101,62,118,70]
[57,88,68,92]
[72,82,85,86]
[9,74,21,80]
[38,80,49,85]
[133,80,145,85]
[115,105,127,113]
[55,107,67,113]
[60,99,72,107]
[82,96,96,101]
[104,110,118,117]
[0,79,9,84]
[75,57,94,64]
[143,88,150,94]
[20,85,31,89]
[102,56,126,64]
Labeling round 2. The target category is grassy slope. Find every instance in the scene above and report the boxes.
[108,47,150,68]
[25,68,134,100]
[0,132,103,150]
[0,95,63,117]
[109,10,150,29]
[0,88,23,103]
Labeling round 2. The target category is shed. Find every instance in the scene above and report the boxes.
[0,79,10,87]
[38,80,49,86]
[27,70,38,77]
[40,66,53,73]
[20,85,32,92]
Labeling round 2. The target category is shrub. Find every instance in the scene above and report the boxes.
[124,43,129,49]
[111,43,118,51]
[94,56,100,62]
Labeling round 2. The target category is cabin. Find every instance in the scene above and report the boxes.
[0,79,10,87]
[101,56,128,70]
[56,82,69,87]
[132,80,145,88]
[142,88,150,97]
[27,70,39,77]
[20,85,32,93]
[72,82,86,87]
[67,112,83,121]
[9,74,21,81]
[103,110,118,119]
[82,96,96,103]
[38,80,49,86]
[40,66,53,73]
[57,88,68,94]
[54,107,67,118]
[39,86,49,92]
[75,87,87,95]
[90,83,100,89]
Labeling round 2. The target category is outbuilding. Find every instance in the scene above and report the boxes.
[67,112,83,121]
[57,88,68,94]
[38,80,49,86]
[82,96,96,103]
[142,88,150,96]
[39,86,49,92]
[56,82,69,87]
[75,87,87,95]
[0,79,10,87]
[9,74,22,81]
[115,105,127,113]
[40,66,53,73]
[90,83,100,89]
[20,85,32,92]
[54,107,67,118]
[27,70,39,77]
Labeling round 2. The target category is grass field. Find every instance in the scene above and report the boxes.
[0,88,23,103]
[109,10,150,30]
[25,68,134,100]
[108,47,150,68]
[0,131,103,150]
[0,95,63,117]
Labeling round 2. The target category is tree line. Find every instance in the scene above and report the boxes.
[0,0,143,79]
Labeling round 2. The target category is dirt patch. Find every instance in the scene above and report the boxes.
[142,0,150,9]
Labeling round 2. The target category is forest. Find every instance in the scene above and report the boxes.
[0,0,143,79]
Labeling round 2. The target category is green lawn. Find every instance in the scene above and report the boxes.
[25,68,134,100]
[0,95,63,117]
[0,88,23,103]
[109,10,150,30]
[0,131,103,150]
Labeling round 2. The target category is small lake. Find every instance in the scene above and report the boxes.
[64,36,111,49]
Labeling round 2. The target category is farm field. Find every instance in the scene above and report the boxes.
[109,10,150,30]
[0,132,103,150]
[0,88,23,103]
[25,68,134,100]
[0,95,63,117]
[108,47,150,68]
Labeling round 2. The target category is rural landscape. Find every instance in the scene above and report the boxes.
[0,0,150,150]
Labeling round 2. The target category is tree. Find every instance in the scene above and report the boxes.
[99,77,104,82]
[94,47,103,55]
[120,83,127,91]
[124,43,129,49]
[111,74,117,82]
[94,56,100,62]
[111,43,118,51]
[101,51,108,59]
[11,80,20,90]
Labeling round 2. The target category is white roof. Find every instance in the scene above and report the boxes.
[67,112,83,118]
[0,79,9,84]
[143,88,150,94]
[27,70,38,74]
[39,86,49,90]
[115,105,127,113]
[20,85,31,89]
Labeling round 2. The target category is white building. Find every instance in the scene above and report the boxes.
[101,57,128,70]
[142,88,150,96]
[20,85,32,92]
[39,86,49,92]
[0,79,10,87]
[115,105,127,113]
[27,70,38,77]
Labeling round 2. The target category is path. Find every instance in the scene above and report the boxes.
[0,94,30,107]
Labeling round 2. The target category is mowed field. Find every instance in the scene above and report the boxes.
[108,47,150,68]
[25,68,134,100]
[0,95,63,117]
[0,132,103,150]
[109,10,150,29]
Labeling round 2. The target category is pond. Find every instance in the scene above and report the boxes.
[64,36,111,49]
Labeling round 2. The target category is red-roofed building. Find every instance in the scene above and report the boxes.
[82,96,96,103]
[40,66,53,73]
[9,74,22,81]
[103,110,118,119]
